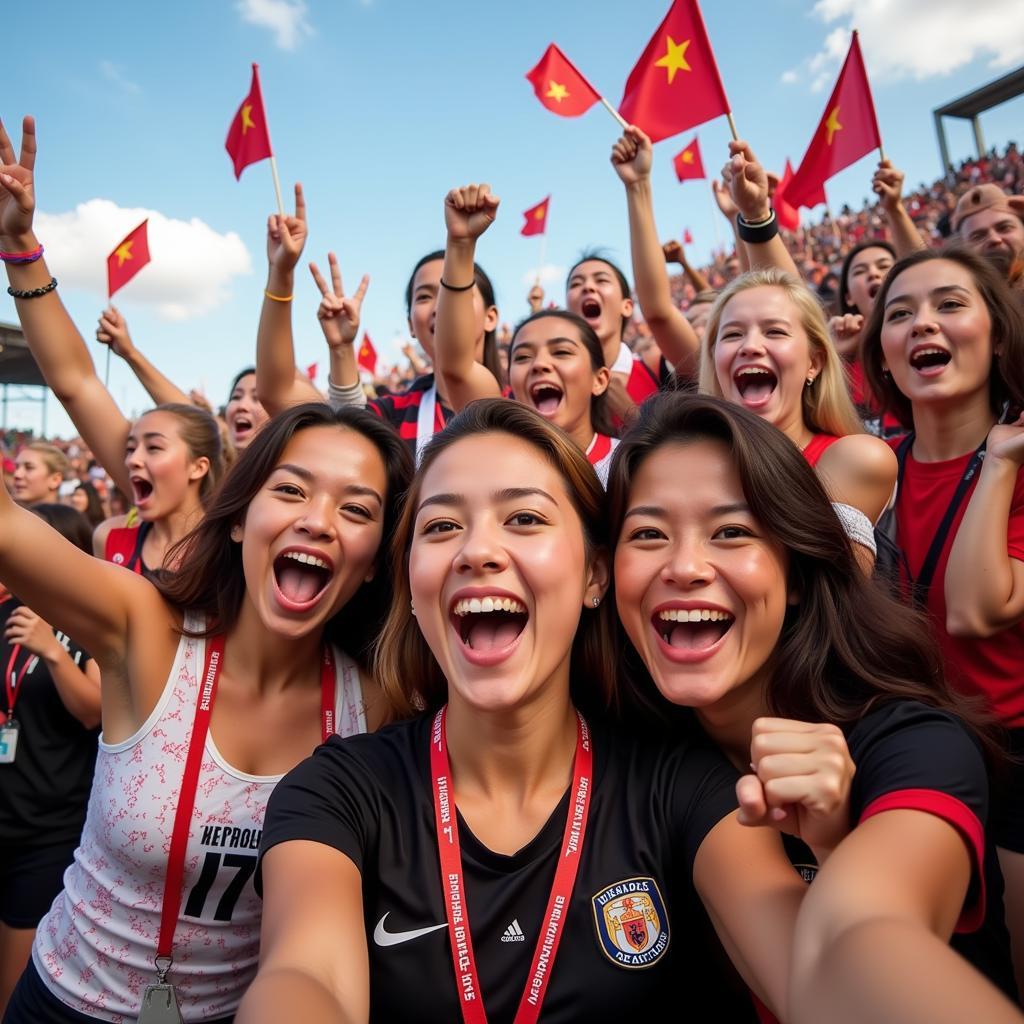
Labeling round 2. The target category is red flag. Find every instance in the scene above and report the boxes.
[525,44,601,118]
[683,228,694,244]
[521,196,550,237]
[305,362,318,382]
[619,0,730,143]
[107,220,150,299]
[357,334,377,374]
[784,32,881,209]
[773,160,801,232]
[225,64,274,179]
[673,136,705,181]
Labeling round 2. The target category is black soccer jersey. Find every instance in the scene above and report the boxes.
[260,714,751,1022]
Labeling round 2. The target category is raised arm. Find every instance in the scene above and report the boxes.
[664,239,712,295]
[238,842,369,1024]
[309,253,370,409]
[255,182,321,415]
[0,115,134,495]
[711,178,747,272]
[872,160,926,259]
[96,306,191,407]
[433,183,503,411]
[945,418,1024,637]
[722,140,801,278]
[611,126,700,377]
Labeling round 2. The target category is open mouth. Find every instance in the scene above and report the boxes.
[653,607,734,655]
[131,476,154,504]
[909,346,951,373]
[272,549,334,610]
[451,595,528,655]
[733,366,778,405]
[529,381,564,416]
[231,415,253,440]
[867,281,881,300]
[580,297,602,323]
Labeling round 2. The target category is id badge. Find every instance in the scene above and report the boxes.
[137,982,184,1024]
[0,721,18,764]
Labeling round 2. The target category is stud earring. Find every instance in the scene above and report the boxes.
[591,596,600,608]
[410,601,416,616]
[805,375,815,387]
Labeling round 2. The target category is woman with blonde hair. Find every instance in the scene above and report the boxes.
[699,267,896,568]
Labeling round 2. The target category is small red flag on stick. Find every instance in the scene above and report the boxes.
[783,32,882,210]
[526,44,628,129]
[107,220,150,299]
[619,0,732,143]
[683,228,694,244]
[225,63,283,215]
[357,334,377,375]
[673,136,705,181]
[521,196,550,237]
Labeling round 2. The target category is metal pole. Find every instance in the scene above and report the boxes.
[934,111,953,185]
[2,383,7,432]
[972,116,986,159]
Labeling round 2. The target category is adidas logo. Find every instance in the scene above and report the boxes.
[501,919,526,943]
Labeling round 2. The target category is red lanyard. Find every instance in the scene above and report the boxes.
[154,636,336,970]
[429,706,593,1024]
[4,643,36,719]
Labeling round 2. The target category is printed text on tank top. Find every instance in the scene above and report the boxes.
[153,636,338,988]
[430,705,593,1024]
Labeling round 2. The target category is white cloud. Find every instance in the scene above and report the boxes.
[520,264,566,288]
[782,0,1024,88]
[35,199,252,321]
[99,60,140,95]
[235,0,313,51]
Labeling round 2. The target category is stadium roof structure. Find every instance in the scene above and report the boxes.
[933,65,1024,177]
[0,320,44,386]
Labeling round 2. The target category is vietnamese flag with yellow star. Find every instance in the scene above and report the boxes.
[225,64,274,179]
[521,196,550,237]
[107,220,150,298]
[619,0,730,143]
[525,44,601,118]
[784,32,881,210]
[357,334,378,374]
[673,136,705,181]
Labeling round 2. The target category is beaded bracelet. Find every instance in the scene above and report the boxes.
[0,244,44,265]
[8,277,58,299]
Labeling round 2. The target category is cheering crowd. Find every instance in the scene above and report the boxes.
[1,83,1024,1024]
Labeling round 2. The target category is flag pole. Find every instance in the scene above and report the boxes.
[535,230,548,288]
[705,187,723,250]
[726,112,740,142]
[599,96,629,131]
[104,346,111,388]
[269,155,286,218]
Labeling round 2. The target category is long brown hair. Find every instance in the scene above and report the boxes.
[606,392,997,753]
[861,245,1024,429]
[373,398,617,720]
[157,403,413,665]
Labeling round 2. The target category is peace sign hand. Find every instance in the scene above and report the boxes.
[0,115,38,246]
[309,252,369,349]
[266,183,308,273]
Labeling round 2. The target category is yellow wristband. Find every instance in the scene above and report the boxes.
[264,289,293,303]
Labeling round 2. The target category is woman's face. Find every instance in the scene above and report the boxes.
[225,373,269,450]
[509,319,608,439]
[408,258,497,365]
[124,410,208,521]
[614,440,789,715]
[713,286,822,434]
[880,259,994,412]
[410,433,603,714]
[12,450,61,505]
[844,246,894,319]
[236,425,387,640]
[566,260,632,347]
[70,488,90,513]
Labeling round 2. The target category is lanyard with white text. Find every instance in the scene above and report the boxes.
[3,643,36,722]
[430,705,593,1024]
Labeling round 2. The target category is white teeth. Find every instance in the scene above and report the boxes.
[914,348,945,357]
[657,608,732,623]
[283,551,330,570]
[453,596,527,616]
[736,366,771,377]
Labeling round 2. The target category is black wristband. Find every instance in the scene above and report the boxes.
[7,277,58,299]
[440,278,475,292]
[736,211,779,244]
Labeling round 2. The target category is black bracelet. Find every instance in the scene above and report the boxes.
[8,277,58,299]
[736,210,779,244]
[440,277,475,292]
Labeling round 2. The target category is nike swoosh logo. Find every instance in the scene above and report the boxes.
[373,912,447,947]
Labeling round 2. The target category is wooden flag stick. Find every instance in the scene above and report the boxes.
[726,112,740,142]
[104,345,112,388]
[878,142,887,164]
[535,230,548,287]
[599,97,629,131]
[706,186,723,250]
[269,155,286,218]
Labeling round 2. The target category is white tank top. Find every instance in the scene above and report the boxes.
[32,615,366,1021]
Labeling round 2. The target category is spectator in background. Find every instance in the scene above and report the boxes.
[11,443,67,507]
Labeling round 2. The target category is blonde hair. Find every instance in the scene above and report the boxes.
[25,442,69,477]
[699,269,863,438]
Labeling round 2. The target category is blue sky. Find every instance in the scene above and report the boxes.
[4,0,1023,436]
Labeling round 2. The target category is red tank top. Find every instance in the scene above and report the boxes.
[104,523,149,575]
[802,433,841,468]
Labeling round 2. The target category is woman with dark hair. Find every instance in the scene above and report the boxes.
[433,183,618,483]
[0,117,224,576]
[70,481,105,530]
[0,396,412,1022]
[861,244,1024,995]
[0,505,99,1015]
[609,391,1020,1019]
[241,399,876,1023]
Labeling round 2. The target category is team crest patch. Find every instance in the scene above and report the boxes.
[592,877,670,968]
